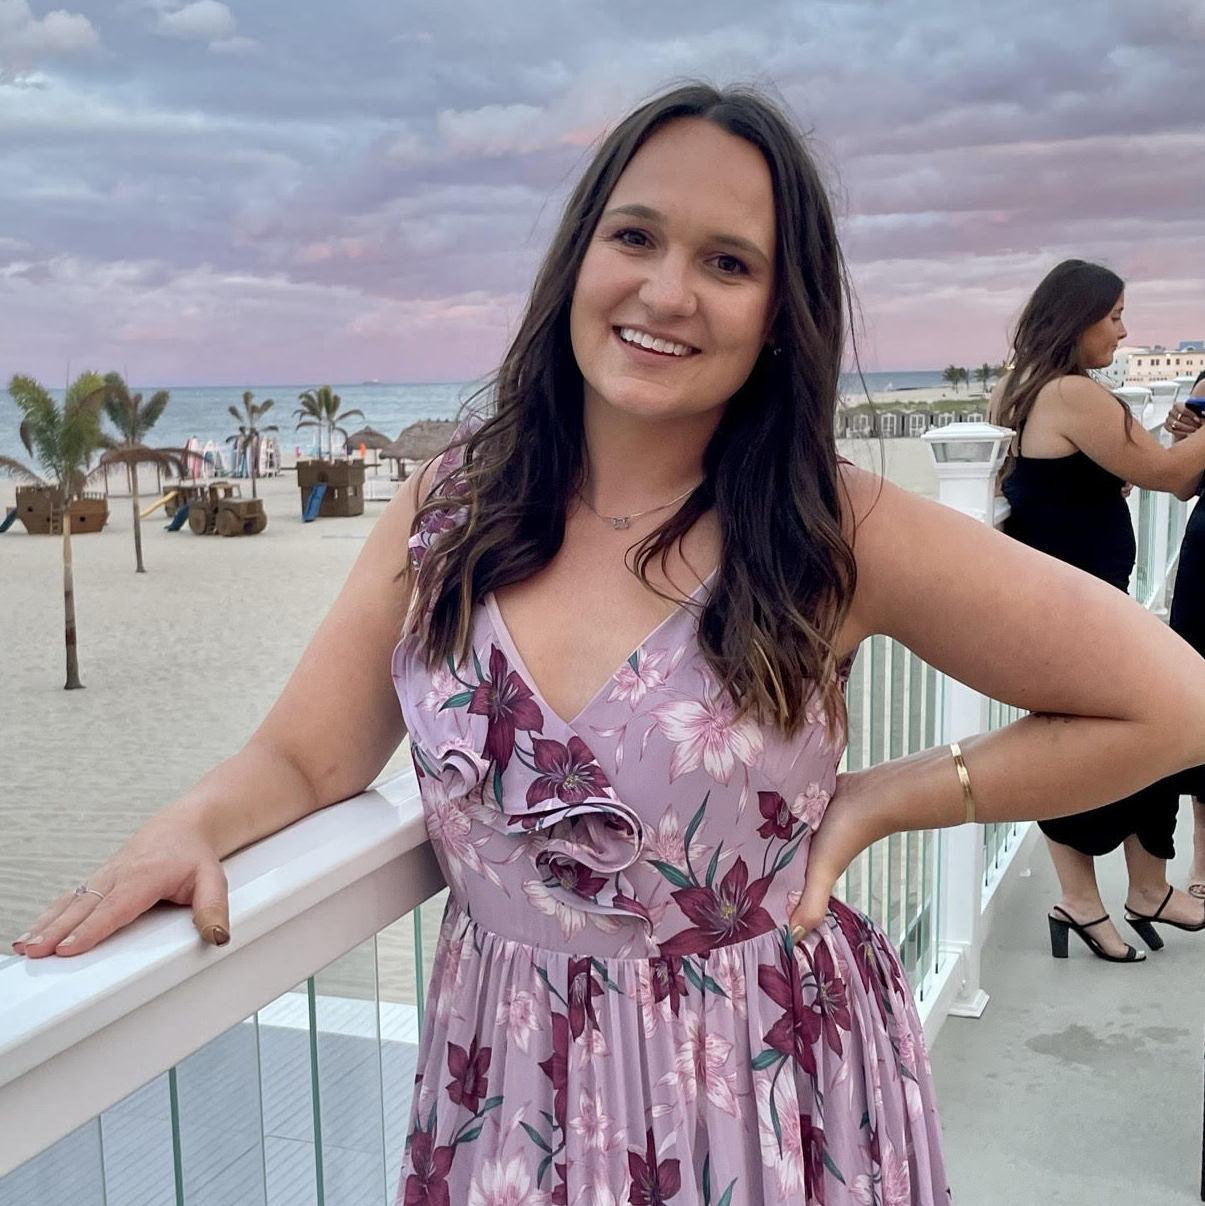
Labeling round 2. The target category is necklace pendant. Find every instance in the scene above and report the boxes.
[610,516,631,530]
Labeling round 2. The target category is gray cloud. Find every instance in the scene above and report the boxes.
[0,0,98,77]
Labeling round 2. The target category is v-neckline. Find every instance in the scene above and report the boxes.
[484,569,718,730]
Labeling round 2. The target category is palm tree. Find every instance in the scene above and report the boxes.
[98,373,189,573]
[975,363,995,394]
[227,391,278,500]
[941,365,963,394]
[1,371,106,689]
[294,385,364,461]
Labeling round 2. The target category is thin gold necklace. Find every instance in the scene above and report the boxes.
[577,482,701,530]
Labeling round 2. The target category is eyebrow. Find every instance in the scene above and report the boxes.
[602,203,771,265]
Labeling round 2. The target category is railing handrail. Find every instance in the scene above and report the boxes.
[0,770,443,1178]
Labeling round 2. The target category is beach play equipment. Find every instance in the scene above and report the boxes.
[140,491,178,520]
[10,486,109,535]
[184,481,266,536]
[0,508,17,533]
[296,459,364,518]
[302,482,327,522]
[164,505,190,532]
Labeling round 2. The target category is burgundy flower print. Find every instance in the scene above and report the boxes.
[757,791,796,841]
[526,736,611,807]
[658,857,776,957]
[830,898,879,994]
[403,1130,455,1206]
[649,956,687,1015]
[445,1037,491,1115]
[538,1012,570,1131]
[800,1114,827,1205]
[628,1127,682,1205]
[541,855,607,901]
[805,942,853,1057]
[567,956,604,1039]
[467,645,544,770]
[758,945,820,1077]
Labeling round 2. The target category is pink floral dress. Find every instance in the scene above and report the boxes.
[391,435,949,1206]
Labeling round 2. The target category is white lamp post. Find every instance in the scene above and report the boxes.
[921,421,1014,527]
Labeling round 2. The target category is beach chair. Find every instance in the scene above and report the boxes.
[302,482,327,522]
[164,504,190,532]
[0,507,17,533]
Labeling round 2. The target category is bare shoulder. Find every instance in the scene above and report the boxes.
[1040,373,1119,414]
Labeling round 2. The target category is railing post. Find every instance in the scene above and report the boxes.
[921,422,1013,1019]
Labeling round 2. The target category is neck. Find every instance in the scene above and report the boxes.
[579,393,718,515]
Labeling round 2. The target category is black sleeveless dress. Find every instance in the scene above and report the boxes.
[1002,443,1177,858]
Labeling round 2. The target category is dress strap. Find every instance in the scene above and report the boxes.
[406,413,483,573]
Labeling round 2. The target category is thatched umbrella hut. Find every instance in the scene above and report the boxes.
[382,419,458,479]
[346,426,392,468]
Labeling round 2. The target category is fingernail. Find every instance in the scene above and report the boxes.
[790,924,808,944]
[14,932,30,945]
[202,924,230,946]
[28,934,44,946]
[58,935,76,948]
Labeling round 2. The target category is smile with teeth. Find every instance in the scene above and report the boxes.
[617,327,696,357]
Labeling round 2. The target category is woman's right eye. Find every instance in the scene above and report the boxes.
[610,228,651,248]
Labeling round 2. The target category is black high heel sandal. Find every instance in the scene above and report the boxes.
[1048,906,1145,963]
[1124,885,1205,951]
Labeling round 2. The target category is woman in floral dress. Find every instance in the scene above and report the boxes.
[17,84,1205,1205]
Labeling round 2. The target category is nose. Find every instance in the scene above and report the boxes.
[637,250,697,318]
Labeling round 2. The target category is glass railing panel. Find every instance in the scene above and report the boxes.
[100,1071,177,1206]
[376,892,448,1191]
[257,984,320,1206]
[0,1118,107,1206]
[310,939,388,1206]
[171,1017,268,1205]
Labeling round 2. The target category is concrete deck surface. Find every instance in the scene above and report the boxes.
[932,811,1203,1206]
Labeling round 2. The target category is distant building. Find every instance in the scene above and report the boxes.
[1125,342,1205,383]
[836,403,989,439]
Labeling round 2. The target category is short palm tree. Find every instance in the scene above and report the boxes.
[228,391,278,499]
[941,364,962,395]
[98,373,189,573]
[294,385,364,461]
[975,363,995,394]
[1,371,106,689]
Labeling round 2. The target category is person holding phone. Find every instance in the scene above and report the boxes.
[1157,370,1205,905]
[991,264,1205,962]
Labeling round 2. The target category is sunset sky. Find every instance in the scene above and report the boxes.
[2,0,1203,385]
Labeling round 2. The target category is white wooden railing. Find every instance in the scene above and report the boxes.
[0,391,1194,1202]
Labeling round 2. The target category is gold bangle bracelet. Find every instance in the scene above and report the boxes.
[949,741,977,824]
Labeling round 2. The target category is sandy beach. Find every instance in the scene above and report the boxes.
[0,439,938,997]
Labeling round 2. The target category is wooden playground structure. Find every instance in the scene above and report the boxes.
[2,486,109,536]
[141,481,266,537]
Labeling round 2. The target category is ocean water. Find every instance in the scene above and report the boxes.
[0,371,947,466]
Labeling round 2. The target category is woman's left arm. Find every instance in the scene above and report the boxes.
[792,465,1205,930]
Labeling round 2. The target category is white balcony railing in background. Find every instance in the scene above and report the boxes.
[1,408,1194,1204]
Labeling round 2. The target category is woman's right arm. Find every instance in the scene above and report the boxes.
[1052,375,1205,495]
[14,469,430,958]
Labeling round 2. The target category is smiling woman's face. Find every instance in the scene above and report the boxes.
[568,117,777,426]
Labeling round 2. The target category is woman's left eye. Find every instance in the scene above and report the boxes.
[712,254,747,276]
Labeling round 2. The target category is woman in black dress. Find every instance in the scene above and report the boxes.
[990,262,1205,962]
[1162,370,1205,901]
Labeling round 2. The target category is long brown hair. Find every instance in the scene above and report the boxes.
[410,83,858,735]
[994,259,1130,456]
